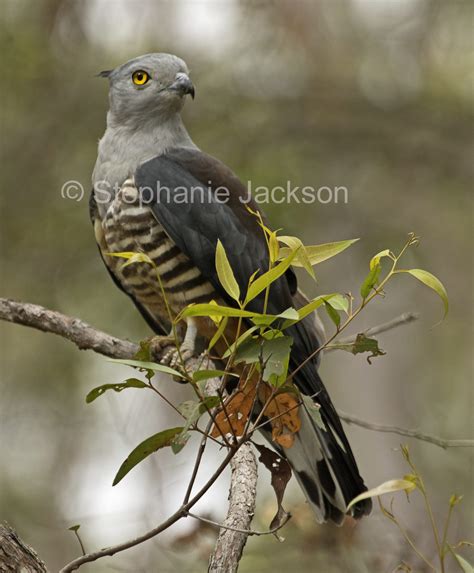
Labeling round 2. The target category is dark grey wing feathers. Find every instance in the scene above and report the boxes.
[135,151,327,391]
[135,152,293,316]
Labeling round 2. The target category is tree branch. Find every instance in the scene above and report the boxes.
[208,442,258,573]
[0,523,48,572]
[338,410,474,449]
[1,297,471,572]
[59,438,251,572]
[0,298,138,359]
[1,298,469,451]
[0,297,260,571]
[326,311,419,351]
[188,508,289,538]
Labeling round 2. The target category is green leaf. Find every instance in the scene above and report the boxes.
[113,427,184,485]
[266,337,292,386]
[351,334,385,363]
[282,293,337,328]
[301,394,326,431]
[208,316,229,351]
[222,326,259,358]
[268,231,280,264]
[170,432,190,454]
[105,251,154,268]
[324,301,341,328]
[245,249,298,304]
[360,263,382,298]
[347,478,417,510]
[330,334,386,364]
[453,553,474,573]
[324,293,349,313]
[235,335,293,385]
[277,307,300,321]
[251,308,298,327]
[171,396,221,453]
[216,240,240,302]
[178,397,221,430]
[280,239,359,266]
[134,339,152,362]
[86,378,148,403]
[106,358,184,379]
[399,268,449,318]
[449,494,463,507]
[251,315,278,327]
[68,525,81,532]
[182,303,260,319]
[278,235,315,279]
[370,249,392,270]
[192,369,238,382]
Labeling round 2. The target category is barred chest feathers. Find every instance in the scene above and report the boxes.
[94,178,217,323]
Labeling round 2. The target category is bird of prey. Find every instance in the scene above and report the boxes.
[91,53,371,524]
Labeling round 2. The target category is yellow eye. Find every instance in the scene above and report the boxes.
[132,70,150,86]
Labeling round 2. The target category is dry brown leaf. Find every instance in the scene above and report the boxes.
[274,432,295,448]
[210,379,301,448]
[255,444,292,534]
[260,387,301,449]
[210,379,257,438]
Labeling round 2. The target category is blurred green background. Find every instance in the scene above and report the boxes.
[1,1,472,571]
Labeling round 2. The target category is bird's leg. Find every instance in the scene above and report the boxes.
[161,318,198,368]
[148,327,182,363]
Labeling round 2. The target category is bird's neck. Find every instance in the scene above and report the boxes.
[105,110,195,155]
[93,112,197,202]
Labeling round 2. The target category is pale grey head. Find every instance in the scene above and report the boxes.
[100,53,195,128]
[93,53,197,211]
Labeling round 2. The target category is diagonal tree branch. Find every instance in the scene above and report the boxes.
[0,298,258,572]
[58,436,254,572]
[1,296,472,571]
[0,298,138,359]
[1,297,470,451]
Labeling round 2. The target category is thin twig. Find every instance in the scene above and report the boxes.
[339,410,474,449]
[187,509,290,537]
[378,498,437,571]
[60,439,245,572]
[326,312,419,351]
[1,298,468,450]
[2,297,471,573]
[182,418,213,505]
[0,298,466,449]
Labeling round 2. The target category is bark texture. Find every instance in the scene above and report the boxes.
[0,298,138,359]
[0,524,48,573]
[208,443,258,573]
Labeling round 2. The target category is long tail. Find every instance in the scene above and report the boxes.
[267,298,373,524]
[284,393,372,524]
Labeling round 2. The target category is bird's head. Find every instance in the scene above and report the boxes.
[99,53,195,126]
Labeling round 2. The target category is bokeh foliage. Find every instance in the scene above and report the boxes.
[0,1,472,571]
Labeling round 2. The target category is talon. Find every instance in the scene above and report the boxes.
[148,319,198,370]
[148,335,177,362]
[169,352,180,368]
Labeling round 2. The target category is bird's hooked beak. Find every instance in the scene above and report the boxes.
[170,72,195,99]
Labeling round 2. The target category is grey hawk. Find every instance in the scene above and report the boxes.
[90,53,371,524]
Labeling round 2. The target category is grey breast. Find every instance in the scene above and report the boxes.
[99,178,216,322]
